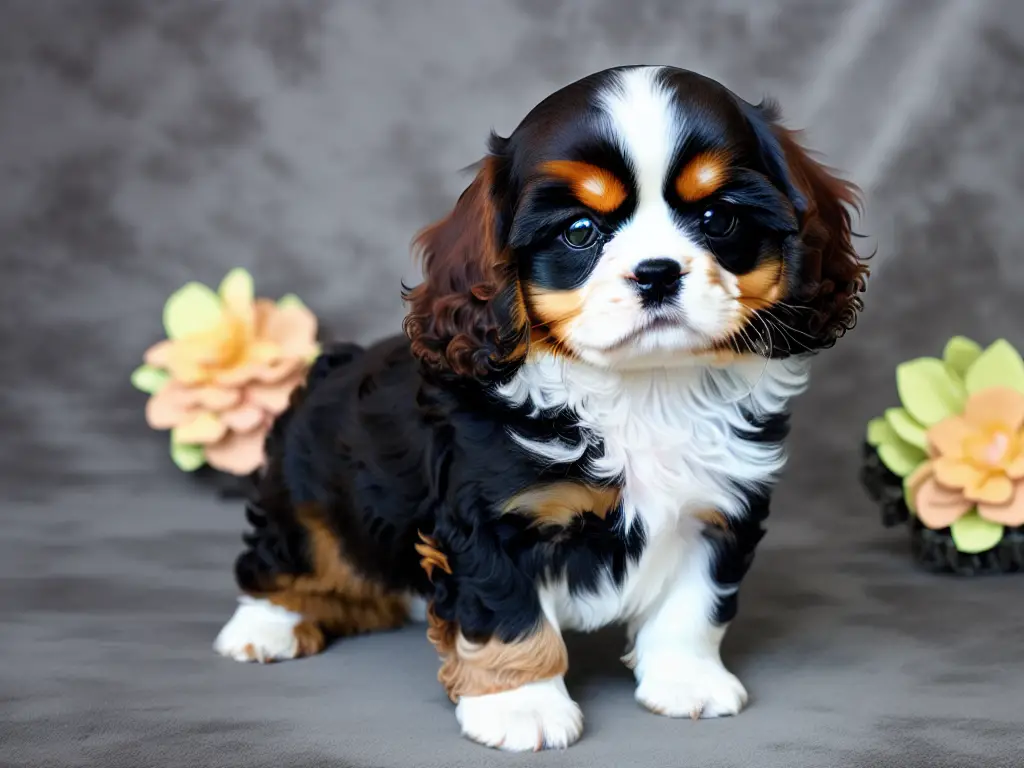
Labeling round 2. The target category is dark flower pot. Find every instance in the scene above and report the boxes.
[859,442,1024,575]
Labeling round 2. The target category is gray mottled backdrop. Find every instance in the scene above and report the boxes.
[3,2,1024,767]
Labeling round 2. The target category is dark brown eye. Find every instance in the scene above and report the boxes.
[563,218,599,249]
[700,206,738,240]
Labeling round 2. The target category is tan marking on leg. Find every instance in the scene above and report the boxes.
[696,509,729,530]
[255,505,408,644]
[427,606,569,703]
[503,482,621,527]
[292,621,327,657]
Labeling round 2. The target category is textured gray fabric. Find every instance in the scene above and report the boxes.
[3,1,1024,766]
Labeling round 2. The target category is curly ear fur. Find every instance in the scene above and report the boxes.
[403,158,528,379]
[775,127,868,348]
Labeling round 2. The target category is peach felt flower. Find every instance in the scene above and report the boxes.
[131,268,318,475]
[866,337,1024,553]
[908,387,1024,529]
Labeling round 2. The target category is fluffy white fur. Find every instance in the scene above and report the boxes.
[214,596,304,663]
[502,351,808,726]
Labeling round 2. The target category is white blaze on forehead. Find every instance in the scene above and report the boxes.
[598,67,679,206]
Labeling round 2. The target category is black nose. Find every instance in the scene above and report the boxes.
[630,258,683,304]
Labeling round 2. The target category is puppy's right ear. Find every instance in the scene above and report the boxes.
[403,154,528,379]
[742,98,868,349]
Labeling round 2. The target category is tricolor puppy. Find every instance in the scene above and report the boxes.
[214,66,866,751]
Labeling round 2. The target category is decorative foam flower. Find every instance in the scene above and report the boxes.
[131,268,318,476]
[866,337,1024,554]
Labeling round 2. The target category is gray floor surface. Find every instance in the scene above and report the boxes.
[3,2,1024,766]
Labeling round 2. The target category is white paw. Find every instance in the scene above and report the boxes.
[455,677,583,751]
[213,596,303,663]
[635,658,748,719]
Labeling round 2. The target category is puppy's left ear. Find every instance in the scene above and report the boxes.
[744,100,868,349]
[403,151,529,380]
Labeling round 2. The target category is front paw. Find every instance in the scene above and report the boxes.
[635,658,748,719]
[455,677,583,751]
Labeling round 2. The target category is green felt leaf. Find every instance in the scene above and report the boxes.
[277,293,308,311]
[942,336,982,379]
[964,339,1024,395]
[884,407,928,450]
[163,282,222,340]
[219,267,254,305]
[866,417,896,447]
[877,440,928,478]
[169,437,206,472]
[949,511,1003,554]
[130,364,169,394]
[895,357,966,427]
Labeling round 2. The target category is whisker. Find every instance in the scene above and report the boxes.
[762,314,813,353]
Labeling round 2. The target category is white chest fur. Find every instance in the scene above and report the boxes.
[497,353,810,630]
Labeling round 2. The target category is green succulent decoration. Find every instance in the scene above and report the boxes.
[862,337,1024,571]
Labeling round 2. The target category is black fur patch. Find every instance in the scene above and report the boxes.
[705,409,791,625]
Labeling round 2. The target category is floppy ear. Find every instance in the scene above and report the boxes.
[774,126,867,348]
[403,157,528,379]
[742,99,868,350]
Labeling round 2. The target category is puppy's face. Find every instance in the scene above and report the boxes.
[406,66,865,378]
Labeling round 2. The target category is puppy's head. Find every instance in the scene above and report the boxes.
[404,66,867,377]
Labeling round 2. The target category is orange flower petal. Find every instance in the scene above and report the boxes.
[220,403,266,433]
[254,299,278,334]
[933,456,986,490]
[926,416,971,459]
[906,461,934,499]
[264,305,317,358]
[978,480,1024,527]
[221,292,254,332]
[144,339,175,367]
[964,386,1024,432]
[194,386,242,412]
[174,412,228,445]
[964,473,1014,505]
[164,339,221,384]
[1006,455,1024,480]
[145,385,199,430]
[254,357,305,384]
[246,372,304,415]
[204,429,268,475]
[914,476,973,529]
[246,340,283,366]
[214,364,262,387]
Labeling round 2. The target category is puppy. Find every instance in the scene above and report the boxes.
[214,65,866,751]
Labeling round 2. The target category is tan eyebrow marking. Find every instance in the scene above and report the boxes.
[676,150,732,202]
[541,160,628,213]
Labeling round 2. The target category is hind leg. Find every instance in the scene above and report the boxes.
[214,502,412,663]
